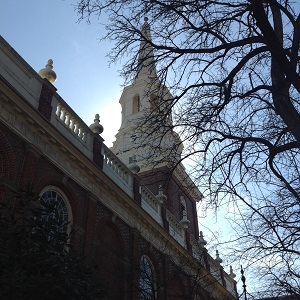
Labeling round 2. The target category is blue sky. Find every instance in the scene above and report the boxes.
[0,0,123,146]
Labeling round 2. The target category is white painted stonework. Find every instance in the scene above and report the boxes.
[111,19,183,171]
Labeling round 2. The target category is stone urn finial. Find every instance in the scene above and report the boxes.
[38,59,57,83]
[128,155,140,174]
[198,231,207,247]
[229,266,236,279]
[156,185,167,204]
[89,114,104,134]
[215,250,223,264]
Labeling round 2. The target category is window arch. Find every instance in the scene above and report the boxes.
[139,255,156,300]
[39,186,72,234]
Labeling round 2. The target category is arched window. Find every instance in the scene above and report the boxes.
[39,187,72,234]
[95,222,124,299]
[133,95,140,113]
[180,196,187,220]
[139,255,156,300]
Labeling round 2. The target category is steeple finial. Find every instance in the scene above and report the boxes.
[136,17,157,80]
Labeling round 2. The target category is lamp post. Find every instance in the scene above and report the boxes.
[241,265,247,300]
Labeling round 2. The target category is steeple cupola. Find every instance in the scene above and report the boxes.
[111,18,183,171]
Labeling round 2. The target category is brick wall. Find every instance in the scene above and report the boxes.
[0,121,227,300]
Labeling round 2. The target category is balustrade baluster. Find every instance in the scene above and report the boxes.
[56,103,62,117]
[74,121,79,135]
[65,113,71,127]
[61,108,66,123]
[108,156,112,168]
[114,160,117,171]
[70,117,75,131]
[118,164,122,177]
[82,131,87,142]
[79,126,84,139]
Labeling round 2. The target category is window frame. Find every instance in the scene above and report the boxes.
[39,186,73,234]
[139,255,157,300]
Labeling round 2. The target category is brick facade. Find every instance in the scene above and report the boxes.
[0,124,234,298]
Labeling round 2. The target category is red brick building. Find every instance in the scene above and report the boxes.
[0,20,237,299]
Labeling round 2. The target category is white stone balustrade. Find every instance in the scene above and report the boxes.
[224,273,237,296]
[102,144,134,197]
[208,255,223,285]
[141,186,159,213]
[166,210,186,248]
[190,235,206,265]
[56,102,87,143]
[140,185,163,225]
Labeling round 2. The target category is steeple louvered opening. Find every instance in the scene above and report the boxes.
[133,94,140,114]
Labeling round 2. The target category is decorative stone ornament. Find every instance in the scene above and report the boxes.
[155,185,167,204]
[229,266,236,279]
[198,231,207,247]
[38,59,57,83]
[128,155,140,174]
[215,250,223,264]
[89,114,104,134]
[180,209,190,228]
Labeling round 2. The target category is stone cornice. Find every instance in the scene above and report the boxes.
[173,163,203,202]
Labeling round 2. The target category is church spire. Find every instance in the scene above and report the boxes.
[111,17,183,171]
[136,17,157,80]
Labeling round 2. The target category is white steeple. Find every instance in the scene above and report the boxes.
[135,17,157,81]
[111,18,183,171]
